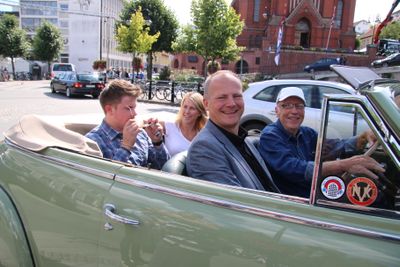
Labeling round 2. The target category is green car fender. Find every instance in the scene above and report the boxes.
[0,187,34,267]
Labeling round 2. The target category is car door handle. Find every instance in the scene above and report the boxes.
[103,203,140,225]
[269,111,276,115]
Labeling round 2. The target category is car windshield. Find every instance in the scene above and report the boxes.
[386,53,399,59]
[53,64,73,71]
[77,74,100,82]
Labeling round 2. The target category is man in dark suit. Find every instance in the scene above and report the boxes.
[186,70,279,192]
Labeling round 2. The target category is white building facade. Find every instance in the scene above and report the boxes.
[20,0,132,73]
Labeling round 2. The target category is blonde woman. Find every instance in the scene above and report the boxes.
[161,92,208,156]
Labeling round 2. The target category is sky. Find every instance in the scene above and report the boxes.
[163,0,400,25]
[0,0,399,24]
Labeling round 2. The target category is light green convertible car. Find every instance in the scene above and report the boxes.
[0,66,399,267]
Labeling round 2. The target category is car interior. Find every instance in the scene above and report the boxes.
[5,113,399,215]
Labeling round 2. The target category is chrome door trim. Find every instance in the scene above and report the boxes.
[116,175,400,243]
[5,140,115,180]
[103,203,140,225]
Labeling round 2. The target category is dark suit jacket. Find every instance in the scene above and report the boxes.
[187,121,278,192]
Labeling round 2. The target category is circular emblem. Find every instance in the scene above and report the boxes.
[321,176,345,200]
[346,177,378,206]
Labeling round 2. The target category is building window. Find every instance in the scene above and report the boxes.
[60,20,68,28]
[235,60,249,74]
[253,0,260,22]
[249,35,254,48]
[335,0,343,27]
[255,57,260,65]
[255,35,262,48]
[60,4,68,11]
[188,55,198,63]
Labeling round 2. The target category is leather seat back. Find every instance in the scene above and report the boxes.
[161,151,188,176]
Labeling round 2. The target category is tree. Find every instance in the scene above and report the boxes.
[0,14,31,79]
[116,7,160,80]
[119,0,179,80]
[173,0,244,76]
[32,21,63,76]
[380,21,400,40]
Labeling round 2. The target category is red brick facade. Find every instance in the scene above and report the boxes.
[173,0,366,76]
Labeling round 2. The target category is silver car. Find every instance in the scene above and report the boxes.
[240,79,358,138]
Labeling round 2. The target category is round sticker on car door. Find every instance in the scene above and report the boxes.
[321,176,345,200]
[346,177,378,206]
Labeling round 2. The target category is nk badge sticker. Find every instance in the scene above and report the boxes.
[321,176,345,200]
[346,177,378,206]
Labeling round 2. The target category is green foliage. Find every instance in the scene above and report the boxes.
[119,0,179,80]
[355,38,361,50]
[380,21,400,40]
[116,7,160,55]
[173,0,244,76]
[0,14,31,77]
[32,21,63,72]
[172,25,197,53]
[172,68,204,82]
[159,66,171,80]
[120,0,179,53]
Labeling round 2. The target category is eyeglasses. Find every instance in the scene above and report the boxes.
[279,103,305,110]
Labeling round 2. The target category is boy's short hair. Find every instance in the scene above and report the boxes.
[99,79,141,111]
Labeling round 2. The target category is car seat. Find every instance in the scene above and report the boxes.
[161,151,188,176]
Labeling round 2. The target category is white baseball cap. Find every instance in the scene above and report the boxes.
[276,87,306,104]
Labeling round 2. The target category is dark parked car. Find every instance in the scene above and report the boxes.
[50,72,105,98]
[304,58,339,72]
[371,52,400,68]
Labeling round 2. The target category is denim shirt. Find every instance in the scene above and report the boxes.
[258,120,357,198]
[86,120,170,170]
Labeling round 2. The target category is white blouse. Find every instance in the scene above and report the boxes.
[164,121,191,156]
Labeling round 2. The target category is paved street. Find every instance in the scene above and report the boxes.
[0,80,179,137]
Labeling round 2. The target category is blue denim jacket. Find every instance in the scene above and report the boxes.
[258,120,357,198]
[86,120,170,169]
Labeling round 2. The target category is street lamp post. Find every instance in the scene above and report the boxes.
[99,0,103,60]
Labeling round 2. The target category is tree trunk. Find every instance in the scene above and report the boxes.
[48,61,51,79]
[11,57,15,80]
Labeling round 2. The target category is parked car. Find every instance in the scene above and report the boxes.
[240,79,357,137]
[371,52,400,68]
[1,66,399,266]
[50,72,105,98]
[50,63,76,78]
[304,58,339,72]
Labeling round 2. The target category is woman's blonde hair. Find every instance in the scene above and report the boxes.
[176,92,208,132]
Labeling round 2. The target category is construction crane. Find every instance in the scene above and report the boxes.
[373,0,400,44]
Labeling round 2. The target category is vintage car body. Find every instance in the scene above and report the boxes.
[0,66,399,266]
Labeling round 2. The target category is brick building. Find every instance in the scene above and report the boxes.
[173,0,368,76]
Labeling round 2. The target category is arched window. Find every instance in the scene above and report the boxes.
[335,0,343,27]
[253,0,260,22]
[235,60,249,74]
[295,18,311,48]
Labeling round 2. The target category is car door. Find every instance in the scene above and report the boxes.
[0,146,124,266]
[391,54,400,66]
[97,164,400,267]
